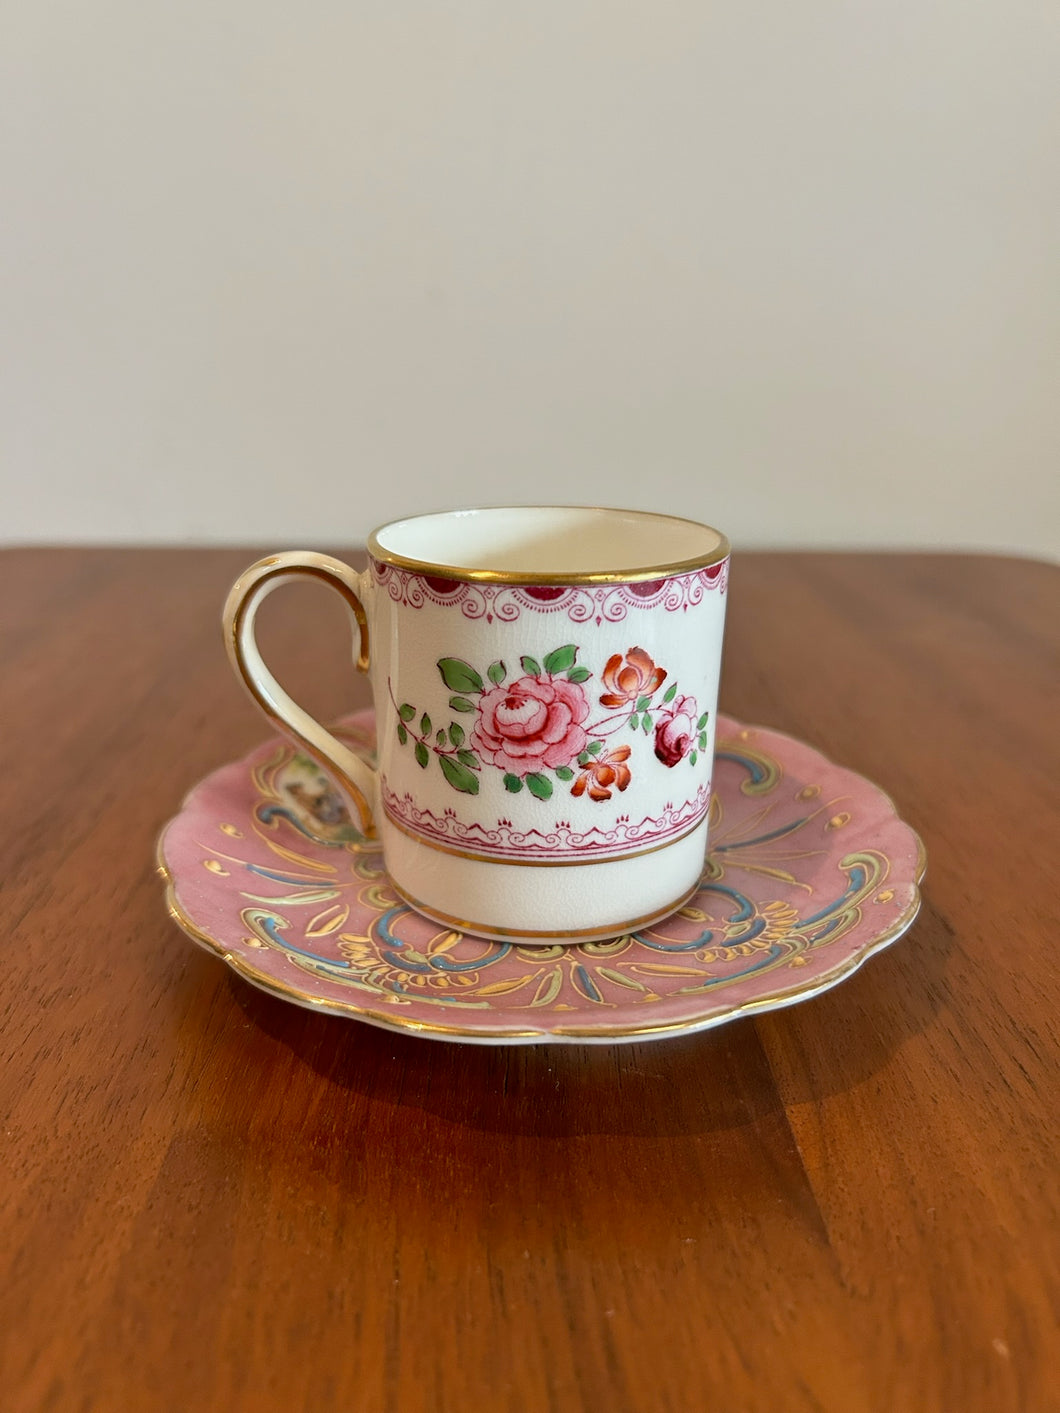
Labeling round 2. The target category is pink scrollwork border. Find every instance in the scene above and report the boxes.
[370,558,728,623]
[380,777,711,862]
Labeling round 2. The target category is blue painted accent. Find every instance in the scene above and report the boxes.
[713,816,812,851]
[808,917,844,942]
[373,908,432,973]
[702,882,754,921]
[575,965,602,1002]
[430,952,508,974]
[715,749,769,785]
[733,917,766,943]
[638,929,711,952]
[636,881,764,952]
[687,942,786,989]
[373,905,512,975]
[258,914,353,968]
[256,805,320,841]
[801,863,867,926]
[244,863,326,886]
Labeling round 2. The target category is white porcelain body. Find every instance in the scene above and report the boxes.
[225,507,729,942]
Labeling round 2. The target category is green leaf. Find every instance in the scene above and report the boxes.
[554,766,575,781]
[525,772,553,800]
[448,721,465,748]
[698,731,707,750]
[420,713,432,736]
[531,966,563,1007]
[636,695,650,711]
[439,755,480,795]
[397,723,408,745]
[450,696,475,712]
[437,658,484,694]
[457,749,480,770]
[642,716,652,734]
[487,660,506,685]
[578,753,592,766]
[567,666,591,683]
[587,740,604,755]
[697,712,709,730]
[503,773,523,793]
[629,713,640,729]
[520,655,542,676]
[436,730,446,747]
[414,741,429,769]
[663,682,677,703]
[543,644,577,675]
[690,750,698,765]
[598,966,647,993]
[398,703,416,722]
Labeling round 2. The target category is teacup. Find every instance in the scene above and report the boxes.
[224,506,729,942]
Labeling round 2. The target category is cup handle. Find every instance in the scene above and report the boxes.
[223,551,378,839]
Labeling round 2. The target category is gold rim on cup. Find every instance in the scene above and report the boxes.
[366,505,731,586]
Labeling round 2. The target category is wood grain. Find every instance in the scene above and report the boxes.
[0,548,1056,1413]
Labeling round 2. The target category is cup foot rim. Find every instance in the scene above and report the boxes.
[387,878,703,945]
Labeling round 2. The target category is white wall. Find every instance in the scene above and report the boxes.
[3,1,1058,554]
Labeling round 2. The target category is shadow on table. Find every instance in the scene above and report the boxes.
[218,896,953,1143]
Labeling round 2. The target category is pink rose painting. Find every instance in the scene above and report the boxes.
[472,675,589,776]
[653,695,699,767]
[389,642,706,802]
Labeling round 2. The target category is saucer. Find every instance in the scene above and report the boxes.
[158,712,925,1045]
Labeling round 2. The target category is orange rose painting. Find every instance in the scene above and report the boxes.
[599,647,666,707]
[571,746,632,802]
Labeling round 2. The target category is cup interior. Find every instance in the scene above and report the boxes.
[369,506,727,582]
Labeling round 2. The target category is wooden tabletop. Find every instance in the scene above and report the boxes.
[1,548,1056,1413]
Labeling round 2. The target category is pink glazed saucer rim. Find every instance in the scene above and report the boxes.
[158,712,925,1046]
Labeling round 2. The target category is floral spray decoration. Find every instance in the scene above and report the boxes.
[389,644,709,802]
